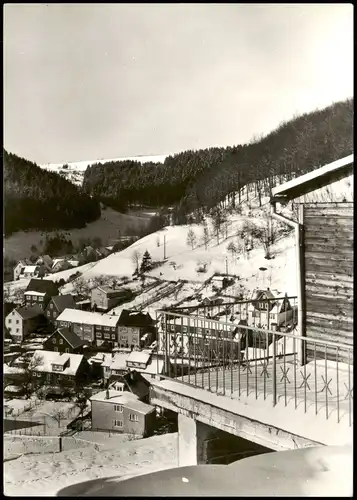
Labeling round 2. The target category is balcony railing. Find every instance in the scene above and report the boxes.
[155,304,353,427]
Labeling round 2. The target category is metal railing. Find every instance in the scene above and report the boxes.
[155,302,353,427]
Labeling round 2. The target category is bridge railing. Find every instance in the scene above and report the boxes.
[155,305,353,427]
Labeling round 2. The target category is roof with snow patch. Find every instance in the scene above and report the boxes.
[31,350,85,376]
[271,154,354,203]
[56,308,120,327]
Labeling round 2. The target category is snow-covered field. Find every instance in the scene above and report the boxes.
[4,432,178,496]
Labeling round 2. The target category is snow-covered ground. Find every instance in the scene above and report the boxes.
[4,432,178,496]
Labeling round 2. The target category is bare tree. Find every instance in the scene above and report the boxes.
[18,353,45,399]
[211,207,227,245]
[51,408,67,428]
[73,277,91,297]
[13,287,25,305]
[186,228,197,250]
[250,215,280,260]
[227,241,237,259]
[201,223,210,250]
[131,250,141,273]
[4,284,11,303]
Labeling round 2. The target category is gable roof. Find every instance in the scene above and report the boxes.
[52,327,86,349]
[118,309,154,327]
[127,350,152,366]
[15,305,44,320]
[26,278,59,296]
[95,285,128,297]
[50,294,76,312]
[56,308,120,327]
[271,154,354,203]
[31,349,85,376]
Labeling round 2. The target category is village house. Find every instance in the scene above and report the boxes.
[13,259,31,281]
[35,254,53,268]
[102,351,131,381]
[56,308,120,347]
[51,259,74,274]
[24,278,60,310]
[117,310,156,349]
[91,285,132,312]
[4,305,46,343]
[90,388,156,437]
[43,327,87,354]
[246,289,293,330]
[44,294,76,323]
[31,349,90,391]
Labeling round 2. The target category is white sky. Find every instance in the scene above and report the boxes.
[3,3,353,164]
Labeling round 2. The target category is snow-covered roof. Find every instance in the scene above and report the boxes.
[24,291,46,296]
[22,266,39,273]
[127,350,152,365]
[31,350,84,376]
[109,352,131,370]
[271,154,354,202]
[134,357,165,375]
[90,389,139,405]
[56,308,120,327]
[52,259,65,268]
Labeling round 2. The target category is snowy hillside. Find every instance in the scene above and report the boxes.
[40,154,169,187]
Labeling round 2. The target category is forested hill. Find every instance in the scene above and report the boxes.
[4,150,101,236]
[82,98,353,221]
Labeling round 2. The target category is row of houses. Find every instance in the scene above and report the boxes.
[13,246,112,281]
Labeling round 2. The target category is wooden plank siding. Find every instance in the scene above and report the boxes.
[303,203,353,364]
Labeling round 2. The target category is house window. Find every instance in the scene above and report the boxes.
[104,327,110,331]
[52,338,56,344]
[132,337,138,344]
[206,329,210,334]
[47,311,51,317]
[114,405,123,413]
[111,328,115,332]
[104,333,110,339]
[39,296,43,302]
[50,303,54,309]
[170,325,175,332]
[54,347,58,352]
[183,326,187,333]
[36,372,41,377]
[113,420,123,428]
[129,413,139,422]
[8,319,11,324]
[65,348,69,353]
[120,335,127,341]
[53,312,57,318]
[111,334,116,340]
[97,332,102,339]
[16,328,19,333]
[121,327,127,333]
[271,314,275,320]
[16,320,19,324]
[59,339,63,344]
[197,328,202,334]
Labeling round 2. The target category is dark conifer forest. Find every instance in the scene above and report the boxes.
[82,98,353,222]
[4,150,101,236]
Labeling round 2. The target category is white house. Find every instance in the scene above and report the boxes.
[247,289,293,329]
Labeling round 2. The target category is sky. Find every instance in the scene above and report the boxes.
[4,3,353,165]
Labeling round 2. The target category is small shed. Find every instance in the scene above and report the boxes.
[271,154,353,363]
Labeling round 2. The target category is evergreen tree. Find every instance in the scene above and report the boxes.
[140,250,153,273]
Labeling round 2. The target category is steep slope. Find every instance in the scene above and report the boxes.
[4,150,101,236]
[81,98,353,216]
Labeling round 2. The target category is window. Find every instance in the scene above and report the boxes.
[39,296,43,302]
[120,335,127,341]
[121,327,127,333]
[65,348,69,353]
[132,337,138,344]
[183,326,187,333]
[104,327,110,331]
[111,328,115,332]
[8,319,11,324]
[54,347,58,352]
[129,413,139,422]
[104,333,110,339]
[50,303,54,309]
[170,325,175,332]
[197,328,202,334]
[111,334,116,340]
[59,339,63,344]
[16,328,19,333]
[52,338,56,344]
[53,312,57,318]
[206,329,210,334]
[113,420,123,428]
[114,405,123,413]
[36,372,41,377]
[16,320,19,324]
[97,332,102,339]
[47,311,51,317]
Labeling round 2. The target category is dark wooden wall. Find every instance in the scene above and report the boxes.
[303,202,353,363]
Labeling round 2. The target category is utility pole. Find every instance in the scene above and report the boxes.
[164,234,166,260]
[225,256,228,276]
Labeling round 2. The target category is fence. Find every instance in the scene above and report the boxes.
[4,434,103,457]
[155,305,353,427]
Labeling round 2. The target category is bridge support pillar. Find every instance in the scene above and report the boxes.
[177,414,214,466]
